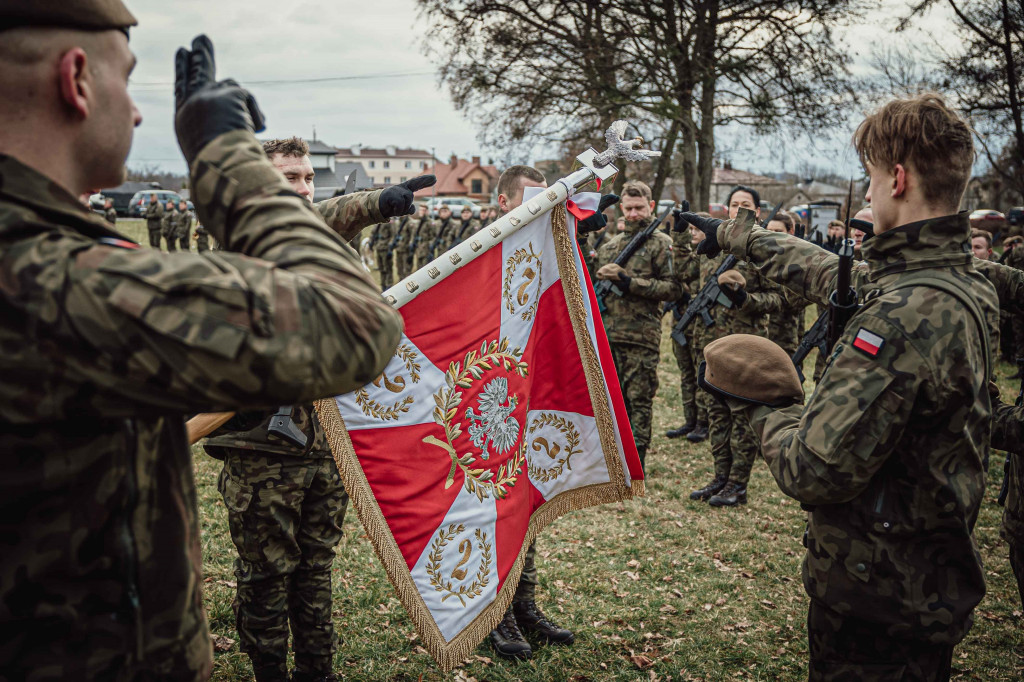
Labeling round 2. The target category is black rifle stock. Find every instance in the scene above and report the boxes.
[670,254,738,346]
[594,204,676,313]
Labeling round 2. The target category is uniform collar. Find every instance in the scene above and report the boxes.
[861,212,973,281]
[0,154,131,242]
[620,218,650,235]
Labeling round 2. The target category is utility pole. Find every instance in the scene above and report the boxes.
[431,146,436,198]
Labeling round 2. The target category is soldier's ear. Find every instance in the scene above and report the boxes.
[57,47,91,120]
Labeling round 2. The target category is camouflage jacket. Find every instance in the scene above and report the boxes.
[719,209,999,645]
[0,132,402,678]
[411,217,437,260]
[369,221,395,252]
[204,404,330,459]
[174,209,193,238]
[454,217,481,244]
[144,200,163,225]
[313,189,384,244]
[160,207,178,235]
[992,397,1024,544]
[767,287,811,354]
[391,214,416,259]
[434,218,457,253]
[595,221,681,350]
[693,252,780,345]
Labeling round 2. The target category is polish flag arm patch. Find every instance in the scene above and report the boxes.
[852,327,885,357]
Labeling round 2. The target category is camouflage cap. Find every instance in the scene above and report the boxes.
[717,270,746,289]
[0,0,137,31]
[698,334,803,408]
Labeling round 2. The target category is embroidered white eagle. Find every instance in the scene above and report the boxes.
[465,377,520,460]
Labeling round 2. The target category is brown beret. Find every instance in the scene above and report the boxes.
[0,0,137,31]
[699,334,804,407]
[717,270,746,289]
[1005,235,1023,246]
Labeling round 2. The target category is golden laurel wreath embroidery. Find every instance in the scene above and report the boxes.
[422,338,528,502]
[502,243,543,321]
[426,523,492,607]
[526,413,582,483]
[354,343,422,420]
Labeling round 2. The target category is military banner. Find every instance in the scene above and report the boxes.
[316,188,643,670]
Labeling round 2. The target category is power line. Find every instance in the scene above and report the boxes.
[130,70,434,89]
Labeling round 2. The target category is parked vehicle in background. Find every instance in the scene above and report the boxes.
[88,193,106,211]
[128,190,185,218]
[969,209,1007,236]
[423,196,481,218]
[708,203,728,220]
[1006,207,1024,236]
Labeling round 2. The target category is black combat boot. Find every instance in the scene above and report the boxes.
[513,600,575,645]
[290,672,338,682]
[666,422,696,438]
[685,422,708,442]
[490,607,533,660]
[689,474,728,501]
[708,481,747,507]
[251,657,289,682]
[291,654,337,682]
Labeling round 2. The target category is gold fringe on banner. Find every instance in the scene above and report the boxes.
[313,199,641,672]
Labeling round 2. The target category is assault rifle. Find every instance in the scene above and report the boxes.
[429,219,451,258]
[791,180,858,381]
[670,255,737,346]
[997,356,1024,506]
[595,203,676,313]
[386,218,406,257]
[670,201,784,346]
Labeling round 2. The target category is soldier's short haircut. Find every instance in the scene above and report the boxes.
[262,137,310,158]
[622,180,652,201]
[772,211,796,233]
[854,94,974,209]
[497,165,546,200]
[727,185,760,208]
[970,229,992,248]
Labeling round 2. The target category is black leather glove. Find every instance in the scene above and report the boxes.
[617,272,632,292]
[676,212,723,256]
[174,35,266,166]
[670,200,692,231]
[378,175,437,218]
[578,194,620,234]
[720,284,747,308]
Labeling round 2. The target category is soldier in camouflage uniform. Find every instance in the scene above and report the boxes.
[690,187,782,508]
[486,165,575,661]
[175,199,192,251]
[433,204,457,254]
[764,212,811,357]
[369,220,396,291]
[453,205,481,245]
[0,14,406,682]
[1004,238,1024,378]
[411,206,437,269]
[684,94,999,679]
[144,191,163,248]
[393,208,420,280]
[595,179,682,468]
[160,199,178,251]
[195,223,211,252]
[666,226,703,438]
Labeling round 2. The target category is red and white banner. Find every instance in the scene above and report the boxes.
[316,188,643,670]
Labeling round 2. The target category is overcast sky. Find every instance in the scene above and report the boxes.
[124,0,952,179]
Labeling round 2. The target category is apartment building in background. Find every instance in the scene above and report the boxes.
[334,145,434,187]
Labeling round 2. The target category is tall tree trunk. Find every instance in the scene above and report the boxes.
[651,119,681,202]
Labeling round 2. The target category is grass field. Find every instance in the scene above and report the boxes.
[118,221,1023,680]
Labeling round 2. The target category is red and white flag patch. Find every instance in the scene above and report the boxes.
[852,328,885,357]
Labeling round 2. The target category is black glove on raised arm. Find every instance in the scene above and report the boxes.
[578,193,620,234]
[676,212,724,257]
[378,175,437,218]
[174,35,266,166]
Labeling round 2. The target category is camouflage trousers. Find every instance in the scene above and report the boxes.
[707,398,759,486]
[807,600,953,681]
[609,342,659,468]
[1010,542,1024,611]
[147,224,161,248]
[512,541,538,603]
[374,250,394,291]
[218,452,348,677]
[671,338,701,426]
[396,254,415,281]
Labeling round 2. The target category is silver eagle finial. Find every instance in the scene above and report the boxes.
[592,120,662,168]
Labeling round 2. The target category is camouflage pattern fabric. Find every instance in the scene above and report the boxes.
[453,217,481,246]
[1004,246,1024,360]
[806,599,953,681]
[0,129,402,681]
[370,221,396,291]
[145,199,163,248]
[205,405,330,459]
[161,206,179,251]
[195,224,210,252]
[218,452,348,678]
[314,189,385,243]
[696,252,780,488]
[609,342,660,466]
[595,219,682,351]
[393,215,416,280]
[718,209,999,646]
[671,232,701,425]
[434,217,457,253]
[512,541,538,603]
[175,209,193,251]
[411,217,437,268]
[992,399,1024,545]
[768,287,811,357]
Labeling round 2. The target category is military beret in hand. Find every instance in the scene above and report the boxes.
[698,334,804,408]
[717,270,747,308]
